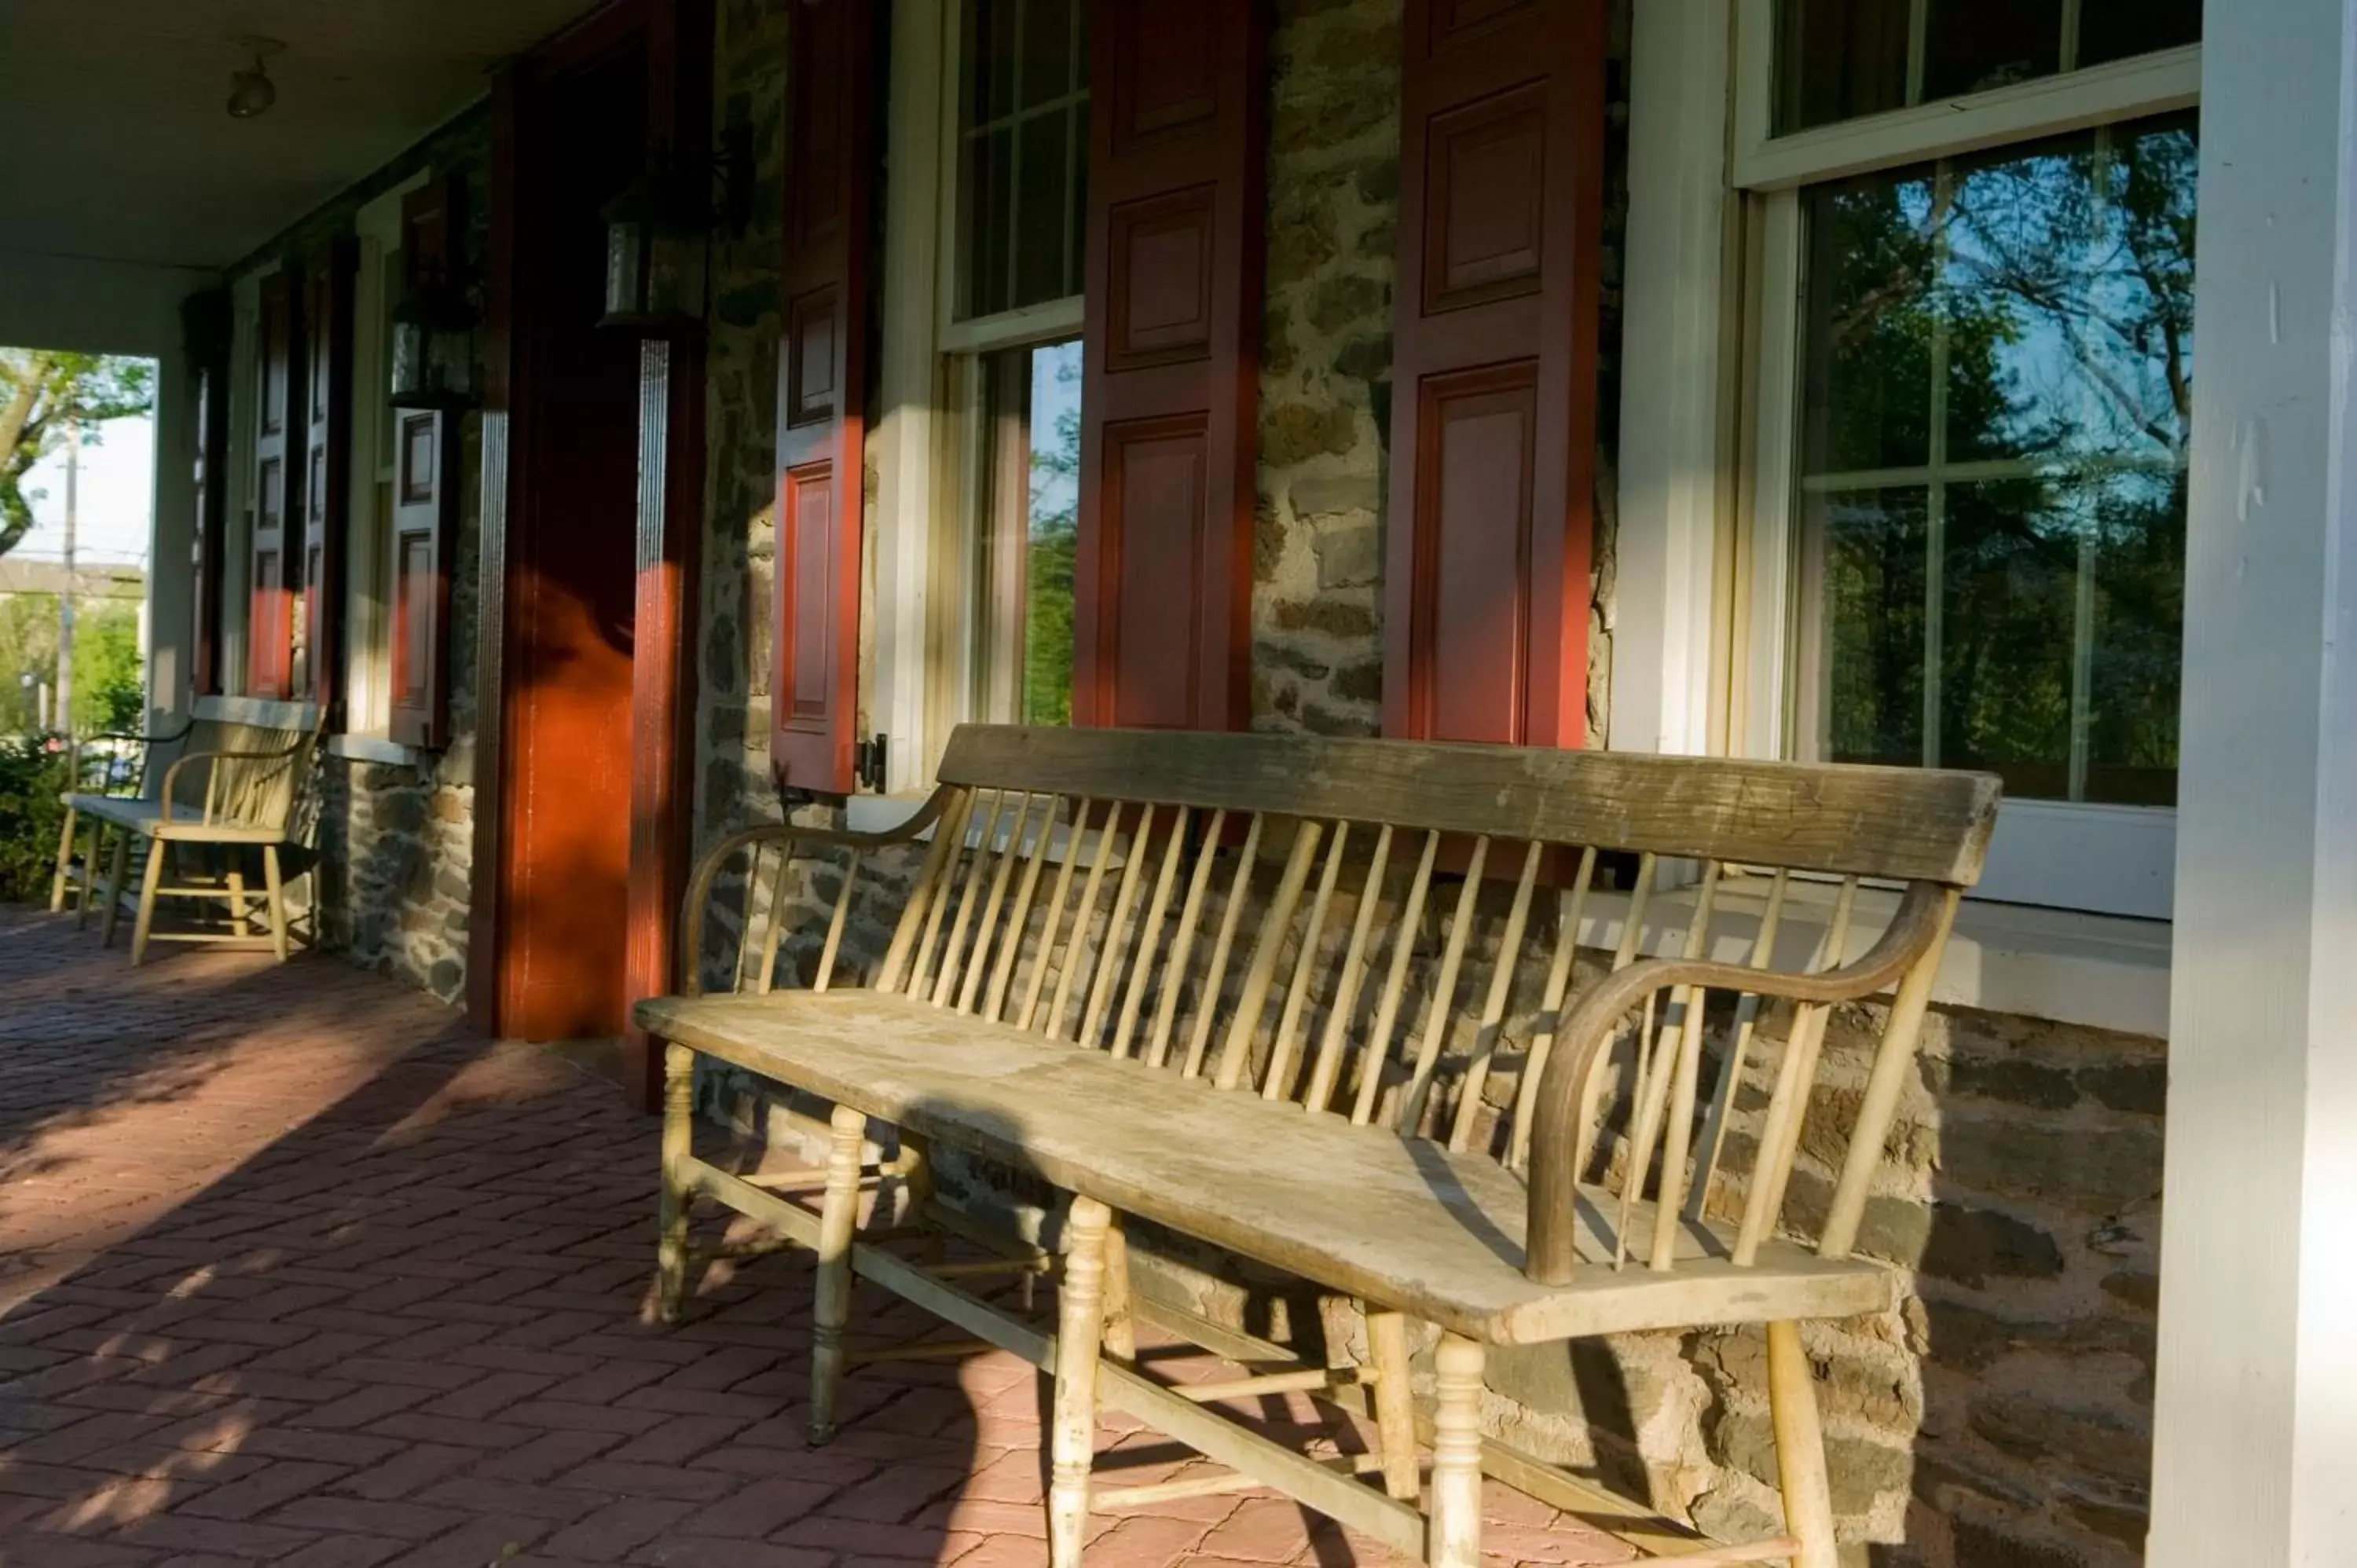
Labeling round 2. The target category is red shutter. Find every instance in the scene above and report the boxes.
[247,270,302,698]
[388,408,458,749]
[296,240,355,710]
[1384,0,1605,749]
[769,0,876,794]
[1072,0,1266,731]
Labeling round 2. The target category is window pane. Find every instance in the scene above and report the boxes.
[1022,0,1076,109]
[2079,0,2201,68]
[1796,116,2195,805]
[958,0,1091,321]
[1013,112,1072,310]
[1801,170,1936,474]
[1022,341,1082,727]
[962,126,1014,318]
[1776,0,1910,134]
[1923,0,2060,101]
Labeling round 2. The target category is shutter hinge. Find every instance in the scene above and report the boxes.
[854,734,889,793]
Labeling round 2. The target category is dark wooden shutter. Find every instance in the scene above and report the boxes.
[388,409,458,749]
[1072,0,1266,731]
[1384,0,1605,749]
[247,270,302,698]
[771,0,876,793]
[185,289,231,698]
[296,240,355,710]
[388,184,463,750]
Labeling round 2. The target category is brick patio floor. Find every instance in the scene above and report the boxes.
[0,909,1636,1568]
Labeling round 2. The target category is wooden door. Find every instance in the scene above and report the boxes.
[1071,0,1266,732]
[1384,0,1606,749]
[247,272,301,698]
[770,0,875,793]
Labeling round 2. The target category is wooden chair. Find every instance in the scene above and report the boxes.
[643,725,1999,1567]
[50,695,321,964]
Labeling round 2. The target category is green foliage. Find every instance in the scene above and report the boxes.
[1021,347,1082,727]
[0,595,142,738]
[0,350,155,558]
[0,735,68,904]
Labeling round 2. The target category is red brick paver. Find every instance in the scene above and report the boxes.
[0,910,1635,1567]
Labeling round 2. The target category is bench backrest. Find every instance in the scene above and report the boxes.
[713,725,1998,1284]
[169,695,323,831]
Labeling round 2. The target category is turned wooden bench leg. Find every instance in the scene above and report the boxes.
[227,863,251,935]
[1366,1308,1421,1503]
[809,1102,869,1445]
[1768,1321,1838,1568]
[1050,1195,1113,1568]
[101,831,134,948]
[656,1042,695,1324]
[1428,1334,1486,1568]
[76,816,102,929]
[128,837,166,964]
[261,845,291,962]
[50,805,78,913]
[1100,1209,1135,1361]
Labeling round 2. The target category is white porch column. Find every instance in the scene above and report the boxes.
[145,339,196,728]
[2150,0,2357,1560]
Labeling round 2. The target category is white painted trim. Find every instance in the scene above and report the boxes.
[1575,879,2168,1038]
[1735,39,2201,189]
[2150,1,2357,1558]
[1736,189,1805,763]
[343,174,427,743]
[873,0,955,794]
[1610,0,1736,757]
[325,733,425,767]
[938,295,1085,356]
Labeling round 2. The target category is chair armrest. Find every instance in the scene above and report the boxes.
[1522,880,1959,1285]
[156,740,310,823]
[676,786,959,995]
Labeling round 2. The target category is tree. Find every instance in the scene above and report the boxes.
[0,350,153,559]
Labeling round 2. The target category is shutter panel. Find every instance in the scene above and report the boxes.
[388,408,458,749]
[1384,0,1605,749]
[770,0,876,793]
[247,270,302,698]
[190,347,229,698]
[1071,0,1266,731]
[296,240,355,710]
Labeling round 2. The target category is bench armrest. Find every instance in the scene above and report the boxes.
[157,740,310,824]
[1522,880,1960,1285]
[678,786,960,995]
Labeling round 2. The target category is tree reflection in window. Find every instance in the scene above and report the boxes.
[1021,341,1080,726]
[1798,114,2194,808]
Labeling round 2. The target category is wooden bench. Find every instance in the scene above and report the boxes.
[640,725,1998,1568]
[49,694,321,964]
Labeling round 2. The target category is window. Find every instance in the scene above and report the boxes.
[975,339,1081,726]
[954,0,1089,321]
[1728,0,2198,917]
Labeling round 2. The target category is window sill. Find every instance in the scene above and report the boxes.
[1573,879,2168,1039]
[327,735,427,768]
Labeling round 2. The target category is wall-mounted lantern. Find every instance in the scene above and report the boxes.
[390,173,478,410]
[599,123,753,339]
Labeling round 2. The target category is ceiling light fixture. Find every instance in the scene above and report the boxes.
[227,37,284,119]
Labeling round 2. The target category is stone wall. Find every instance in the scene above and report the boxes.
[225,111,491,1007]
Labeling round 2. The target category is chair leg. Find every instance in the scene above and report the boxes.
[226,864,251,933]
[1100,1210,1135,1361]
[809,1103,868,1445]
[101,830,132,947]
[656,1042,696,1324]
[1366,1307,1422,1503]
[129,837,166,965]
[1427,1334,1486,1568]
[1768,1321,1838,1568]
[261,846,291,962]
[1049,1196,1113,1568]
[78,818,104,929]
[49,805,77,913]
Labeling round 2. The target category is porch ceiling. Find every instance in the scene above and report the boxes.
[0,0,595,273]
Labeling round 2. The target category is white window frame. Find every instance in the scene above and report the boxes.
[1621,0,2198,921]
[220,267,266,697]
[873,0,1087,794]
[335,174,430,757]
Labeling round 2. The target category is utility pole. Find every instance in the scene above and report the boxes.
[57,412,77,762]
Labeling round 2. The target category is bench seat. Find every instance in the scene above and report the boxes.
[62,794,291,844]
[640,988,1897,1345]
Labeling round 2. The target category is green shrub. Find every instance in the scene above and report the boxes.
[0,737,68,904]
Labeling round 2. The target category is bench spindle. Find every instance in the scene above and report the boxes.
[1182,812,1266,1079]
[1112,806,1193,1061]
[1688,867,1791,1221]
[1017,797,1094,1028]
[813,849,860,993]
[1447,839,1545,1152]
[1398,835,1490,1134]
[1079,803,1160,1050]
[984,794,1061,1020]
[1643,863,1725,1269]
[932,790,1010,1007]
[1264,821,1351,1101]
[1352,828,1441,1126]
[1303,822,1394,1115]
[1508,845,1597,1171]
[959,792,1038,1013]
[1213,819,1325,1091]
[1145,808,1227,1069]
[1734,876,1856,1266]
[1048,800,1128,1040]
